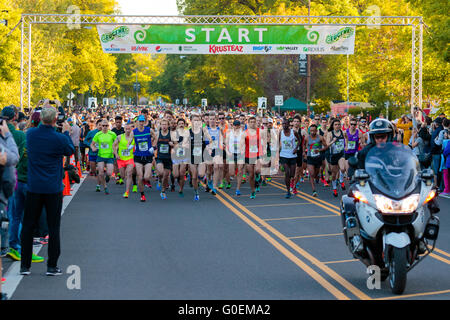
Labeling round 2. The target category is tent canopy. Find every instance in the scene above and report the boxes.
[274,97,309,112]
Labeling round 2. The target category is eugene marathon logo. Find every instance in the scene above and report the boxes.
[325,27,354,44]
[101,26,129,43]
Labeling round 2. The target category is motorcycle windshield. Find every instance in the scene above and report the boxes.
[365,142,420,199]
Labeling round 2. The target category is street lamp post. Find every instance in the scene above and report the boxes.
[306,0,311,116]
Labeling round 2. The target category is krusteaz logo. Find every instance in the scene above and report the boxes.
[101,26,130,43]
[325,27,354,44]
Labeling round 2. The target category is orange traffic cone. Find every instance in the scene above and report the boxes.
[63,171,72,196]
[77,162,82,178]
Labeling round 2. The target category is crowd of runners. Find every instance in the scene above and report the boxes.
[63,104,449,201]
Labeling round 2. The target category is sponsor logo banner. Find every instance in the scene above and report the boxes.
[97,25,355,55]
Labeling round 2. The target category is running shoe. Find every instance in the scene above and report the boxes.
[250,192,256,199]
[179,191,184,198]
[299,178,304,183]
[160,192,167,200]
[333,189,338,197]
[10,248,44,263]
[242,175,247,184]
[40,235,49,245]
[156,182,161,191]
[285,192,292,199]
[194,193,200,201]
[226,183,231,189]
[211,188,217,196]
[292,187,298,194]
[262,180,267,186]
[132,185,138,193]
[0,247,7,257]
[46,267,62,276]
[123,191,129,198]
[341,182,346,190]
[144,181,152,188]
[236,190,241,196]
[104,187,109,195]
[171,185,175,192]
[140,194,146,202]
[116,178,120,185]
[105,175,110,183]
[218,183,224,189]
[96,185,101,192]
[1,277,5,284]
[266,177,272,182]
[256,186,260,192]
[440,192,450,199]
[119,178,124,185]
[312,191,318,197]
[19,267,31,275]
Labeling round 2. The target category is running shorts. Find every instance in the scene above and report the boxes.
[307,156,322,168]
[280,157,297,166]
[117,158,135,169]
[134,155,153,166]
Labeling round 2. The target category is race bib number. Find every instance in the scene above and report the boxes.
[348,141,356,150]
[94,142,99,149]
[249,145,258,153]
[159,144,169,154]
[138,141,149,152]
[311,144,320,157]
[121,149,130,157]
[193,146,202,157]
[335,140,344,153]
[211,140,219,149]
[176,148,185,157]
[100,143,109,149]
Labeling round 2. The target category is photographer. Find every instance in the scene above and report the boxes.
[0,118,20,300]
[19,105,74,276]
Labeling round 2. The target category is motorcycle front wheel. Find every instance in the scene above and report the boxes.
[389,247,408,294]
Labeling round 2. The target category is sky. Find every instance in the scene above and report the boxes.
[116,0,179,16]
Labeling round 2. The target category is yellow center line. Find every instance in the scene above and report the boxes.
[271,179,340,209]
[214,193,350,300]
[272,180,450,266]
[245,202,314,208]
[428,246,450,259]
[268,181,341,215]
[218,189,372,300]
[375,289,450,300]
[264,215,338,221]
[289,233,343,240]
[323,259,359,264]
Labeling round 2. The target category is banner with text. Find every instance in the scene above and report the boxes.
[97,25,355,55]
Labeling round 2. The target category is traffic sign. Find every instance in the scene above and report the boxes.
[201,98,207,109]
[258,97,267,110]
[133,82,141,92]
[175,99,180,105]
[274,95,283,106]
[298,54,307,76]
[67,92,75,100]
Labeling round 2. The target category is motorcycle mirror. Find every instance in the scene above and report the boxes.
[354,169,369,180]
[418,154,432,168]
[348,156,358,168]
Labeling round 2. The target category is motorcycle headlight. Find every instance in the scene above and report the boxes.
[374,194,420,214]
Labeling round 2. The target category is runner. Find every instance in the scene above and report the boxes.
[154,118,173,200]
[188,113,212,201]
[84,119,102,176]
[326,119,347,197]
[131,115,155,202]
[113,122,135,198]
[218,112,231,189]
[344,118,365,179]
[91,119,117,194]
[225,119,245,196]
[292,115,306,194]
[205,112,224,196]
[111,115,125,185]
[171,118,190,197]
[279,118,302,198]
[319,117,330,186]
[244,117,262,199]
[304,124,328,197]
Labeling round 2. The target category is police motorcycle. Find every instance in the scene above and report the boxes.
[341,140,440,295]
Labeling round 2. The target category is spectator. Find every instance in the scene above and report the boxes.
[0,118,20,300]
[410,123,426,169]
[430,117,444,190]
[68,117,81,165]
[19,106,74,276]
[396,114,413,145]
[0,106,44,263]
[442,132,450,198]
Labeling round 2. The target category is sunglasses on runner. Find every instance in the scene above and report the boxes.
[350,123,357,126]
